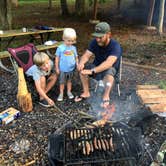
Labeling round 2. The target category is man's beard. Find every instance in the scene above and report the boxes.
[97,41,107,47]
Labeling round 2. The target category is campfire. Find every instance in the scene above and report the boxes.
[48,103,144,166]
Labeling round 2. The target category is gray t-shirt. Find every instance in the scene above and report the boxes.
[25,60,54,81]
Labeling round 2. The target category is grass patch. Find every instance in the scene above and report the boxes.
[158,80,166,90]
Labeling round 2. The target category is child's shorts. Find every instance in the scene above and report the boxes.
[59,71,74,84]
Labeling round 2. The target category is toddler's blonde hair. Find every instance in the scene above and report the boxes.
[33,52,49,67]
[63,28,76,40]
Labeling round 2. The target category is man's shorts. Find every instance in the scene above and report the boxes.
[59,71,74,84]
[84,63,117,81]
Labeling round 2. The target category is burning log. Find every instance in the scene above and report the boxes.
[17,67,33,112]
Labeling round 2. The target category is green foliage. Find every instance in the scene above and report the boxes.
[159,80,166,90]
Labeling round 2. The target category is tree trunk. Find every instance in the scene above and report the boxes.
[0,0,12,30]
[93,0,98,20]
[60,0,69,16]
[12,0,18,7]
[147,0,155,26]
[158,0,165,34]
[117,0,121,10]
[75,0,85,16]
[48,0,52,9]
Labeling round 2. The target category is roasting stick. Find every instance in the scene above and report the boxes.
[77,110,95,119]
[53,104,81,126]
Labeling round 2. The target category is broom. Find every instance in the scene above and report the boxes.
[17,67,33,112]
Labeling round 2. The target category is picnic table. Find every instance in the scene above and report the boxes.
[0,27,64,72]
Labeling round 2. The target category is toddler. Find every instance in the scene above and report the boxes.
[55,28,78,101]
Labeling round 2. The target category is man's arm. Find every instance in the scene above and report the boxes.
[77,50,93,71]
[81,55,117,75]
[93,55,117,73]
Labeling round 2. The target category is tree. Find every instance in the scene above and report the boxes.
[48,0,52,9]
[147,0,155,26]
[117,0,121,10]
[75,0,85,16]
[0,0,12,30]
[12,0,18,7]
[158,0,165,34]
[60,0,69,16]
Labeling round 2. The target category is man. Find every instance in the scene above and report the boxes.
[75,22,122,108]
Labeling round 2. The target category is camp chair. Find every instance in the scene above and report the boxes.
[8,43,39,101]
[8,43,37,75]
[93,56,122,97]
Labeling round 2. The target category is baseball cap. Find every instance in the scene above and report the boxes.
[92,22,111,37]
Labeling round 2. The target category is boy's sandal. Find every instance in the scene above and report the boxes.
[74,95,89,102]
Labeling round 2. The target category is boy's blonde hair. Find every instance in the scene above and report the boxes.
[33,52,49,66]
[63,28,76,40]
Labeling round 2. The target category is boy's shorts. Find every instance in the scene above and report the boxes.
[84,63,117,81]
[59,71,74,84]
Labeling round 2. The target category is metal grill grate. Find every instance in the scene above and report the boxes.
[64,122,142,166]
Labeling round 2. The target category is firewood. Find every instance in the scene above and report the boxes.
[23,160,36,166]
[17,67,33,112]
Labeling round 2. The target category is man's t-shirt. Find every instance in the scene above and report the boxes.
[55,44,78,72]
[88,39,122,71]
[25,60,54,81]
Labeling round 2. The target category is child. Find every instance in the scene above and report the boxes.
[55,28,78,101]
[26,52,57,107]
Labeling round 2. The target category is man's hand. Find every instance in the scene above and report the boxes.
[77,63,85,71]
[80,69,92,75]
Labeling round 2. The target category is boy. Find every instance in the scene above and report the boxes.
[55,28,78,101]
[26,52,57,107]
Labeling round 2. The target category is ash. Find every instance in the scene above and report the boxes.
[0,64,166,166]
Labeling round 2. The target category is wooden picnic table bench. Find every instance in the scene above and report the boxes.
[0,41,63,59]
[0,41,63,73]
[0,27,64,72]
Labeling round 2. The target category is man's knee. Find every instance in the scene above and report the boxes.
[105,67,117,77]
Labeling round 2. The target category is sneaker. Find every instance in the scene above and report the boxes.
[38,99,52,108]
[57,93,63,101]
[67,92,74,99]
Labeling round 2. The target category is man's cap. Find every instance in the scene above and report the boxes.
[92,22,111,37]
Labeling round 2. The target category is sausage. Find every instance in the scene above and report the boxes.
[94,137,99,150]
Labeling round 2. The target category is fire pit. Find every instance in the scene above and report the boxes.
[48,122,143,166]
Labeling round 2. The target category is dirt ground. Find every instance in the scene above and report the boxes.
[11,2,166,68]
[0,2,166,166]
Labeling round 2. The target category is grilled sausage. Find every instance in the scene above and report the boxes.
[94,137,99,150]
[100,139,106,151]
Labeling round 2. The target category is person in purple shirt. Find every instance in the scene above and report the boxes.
[75,22,122,108]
